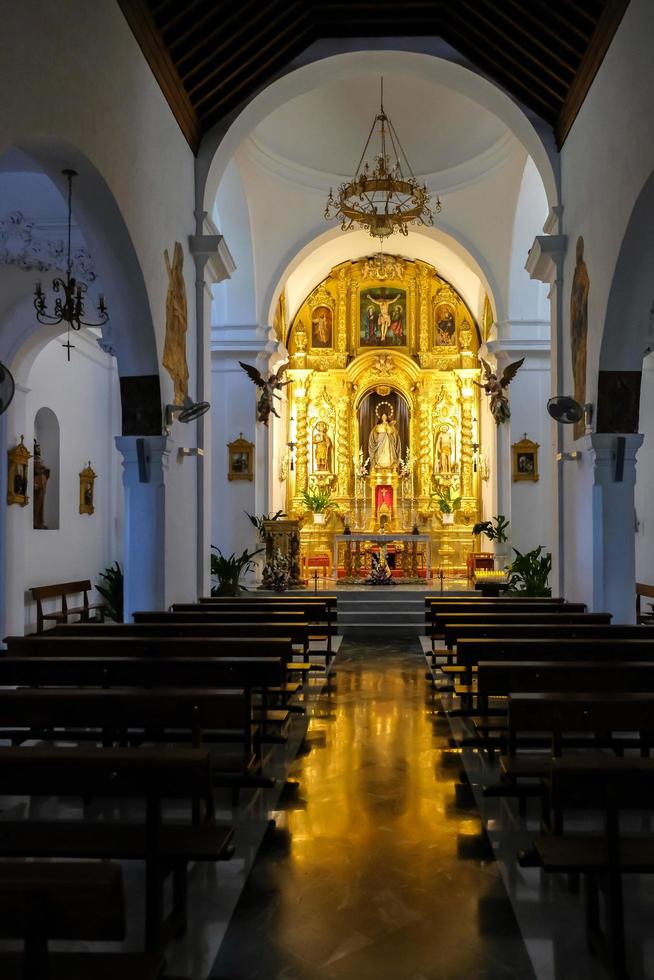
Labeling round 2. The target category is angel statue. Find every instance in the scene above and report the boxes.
[474,357,524,425]
[239,361,290,426]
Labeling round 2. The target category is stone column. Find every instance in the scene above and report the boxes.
[591,433,644,622]
[115,436,171,620]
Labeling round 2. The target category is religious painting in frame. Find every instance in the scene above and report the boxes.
[227,433,254,481]
[79,461,97,515]
[433,285,458,347]
[360,286,407,347]
[512,435,539,482]
[311,305,333,349]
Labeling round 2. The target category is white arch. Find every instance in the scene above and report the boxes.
[265,223,502,331]
[200,48,558,220]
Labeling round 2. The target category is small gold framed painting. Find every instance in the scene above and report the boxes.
[7,435,32,507]
[512,435,539,482]
[79,462,97,514]
[227,434,254,481]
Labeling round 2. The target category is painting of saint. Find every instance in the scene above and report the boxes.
[570,236,590,440]
[311,306,332,348]
[360,288,407,346]
[435,305,456,346]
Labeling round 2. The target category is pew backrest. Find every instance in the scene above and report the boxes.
[476,660,654,698]
[4,634,294,664]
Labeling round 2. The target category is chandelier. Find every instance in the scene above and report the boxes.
[34,169,109,360]
[324,79,441,240]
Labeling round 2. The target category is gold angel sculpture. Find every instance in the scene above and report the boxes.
[474,357,524,425]
[239,361,290,426]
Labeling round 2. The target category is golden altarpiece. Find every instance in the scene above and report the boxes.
[282,255,483,581]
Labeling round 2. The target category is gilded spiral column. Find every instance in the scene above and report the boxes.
[418,266,430,353]
[418,392,431,497]
[288,370,312,497]
[460,396,474,498]
[337,268,348,354]
[336,391,350,497]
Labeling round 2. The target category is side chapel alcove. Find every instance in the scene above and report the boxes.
[282,254,485,579]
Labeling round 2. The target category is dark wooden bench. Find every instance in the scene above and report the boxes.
[0,860,165,980]
[494,693,654,810]
[0,746,234,952]
[425,601,586,650]
[447,632,654,686]
[440,612,612,650]
[463,660,654,715]
[636,582,654,624]
[30,580,107,633]
[524,758,654,978]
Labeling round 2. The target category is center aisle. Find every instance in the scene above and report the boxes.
[210,641,536,980]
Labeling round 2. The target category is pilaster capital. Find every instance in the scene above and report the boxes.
[114,435,172,486]
[189,213,236,284]
[590,432,644,486]
[525,235,567,284]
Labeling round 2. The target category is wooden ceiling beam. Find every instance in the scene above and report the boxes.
[473,0,578,79]
[501,0,585,59]
[557,0,630,146]
[458,0,572,89]
[116,0,200,152]
[529,0,595,43]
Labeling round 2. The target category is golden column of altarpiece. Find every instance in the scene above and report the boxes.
[282,255,483,581]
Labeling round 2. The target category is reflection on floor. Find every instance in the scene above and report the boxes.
[209,642,536,980]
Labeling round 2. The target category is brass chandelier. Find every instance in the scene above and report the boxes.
[324,79,441,240]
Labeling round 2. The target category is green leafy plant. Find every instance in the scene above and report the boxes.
[301,487,335,513]
[210,545,263,596]
[245,510,286,541]
[472,515,510,543]
[506,546,552,596]
[430,485,462,515]
[96,561,124,623]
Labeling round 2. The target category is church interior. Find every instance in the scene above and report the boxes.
[1,1,654,977]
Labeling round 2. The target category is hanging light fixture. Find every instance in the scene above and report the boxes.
[324,78,441,241]
[33,169,109,360]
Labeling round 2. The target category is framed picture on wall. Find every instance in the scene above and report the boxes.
[227,433,254,481]
[7,435,32,507]
[79,461,97,514]
[512,434,539,482]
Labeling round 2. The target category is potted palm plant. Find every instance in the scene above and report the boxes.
[301,487,335,525]
[506,546,552,596]
[431,485,462,525]
[472,514,510,558]
[210,545,263,596]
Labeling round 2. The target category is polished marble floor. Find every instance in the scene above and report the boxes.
[208,642,536,980]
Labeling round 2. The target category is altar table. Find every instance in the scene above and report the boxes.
[333,533,431,581]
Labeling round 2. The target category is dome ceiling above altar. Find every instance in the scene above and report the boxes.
[250,76,509,179]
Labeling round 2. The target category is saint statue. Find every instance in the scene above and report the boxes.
[163,241,189,406]
[368,412,401,469]
[435,425,453,474]
[313,421,333,473]
[33,441,50,529]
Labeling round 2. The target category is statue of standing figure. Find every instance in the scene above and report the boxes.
[33,441,50,529]
[368,411,402,469]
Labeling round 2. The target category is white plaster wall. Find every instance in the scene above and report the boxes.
[508,358,552,557]
[558,0,654,607]
[0,0,199,607]
[11,332,122,633]
[636,351,654,585]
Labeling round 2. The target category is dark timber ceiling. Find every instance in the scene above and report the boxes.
[118,0,629,154]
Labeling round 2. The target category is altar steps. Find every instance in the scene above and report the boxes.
[338,595,426,639]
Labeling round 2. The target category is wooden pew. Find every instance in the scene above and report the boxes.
[169,599,337,659]
[0,861,165,980]
[0,746,234,952]
[30,580,107,633]
[451,633,654,686]
[496,693,654,806]
[425,601,586,650]
[636,582,654,624]
[525,758,654,978]
[468,660,654,715]
[440,612,612,650]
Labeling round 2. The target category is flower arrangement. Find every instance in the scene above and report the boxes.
[353,449,370,479]
[430,484,462,515]
[262,548,292,592]
[366,550,393,585]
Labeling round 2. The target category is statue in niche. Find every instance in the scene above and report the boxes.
[570,236,590,440]
[313,421,333,473]
[33,441,50,529]
[435,424,454,474]
[368,404,401,469]
[163,241,189,405]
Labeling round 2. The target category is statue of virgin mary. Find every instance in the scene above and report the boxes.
[368,411,402,469]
